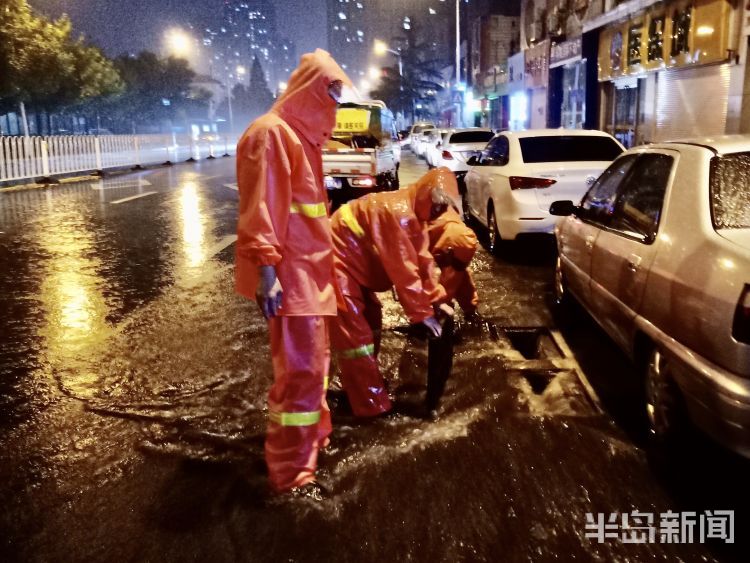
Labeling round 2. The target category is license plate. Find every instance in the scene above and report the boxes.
[324,176,342,189]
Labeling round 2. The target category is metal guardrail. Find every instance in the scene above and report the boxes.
[0,134,238,183]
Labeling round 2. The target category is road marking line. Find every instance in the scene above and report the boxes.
[206,234,237,258]
[91,179,152,191]
[110,191,158,205]
[549,328,605,414]
[223,183,238,191]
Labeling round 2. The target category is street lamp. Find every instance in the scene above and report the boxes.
[236,65,247,82]
[373,39,403,82]
[165,28,191,58]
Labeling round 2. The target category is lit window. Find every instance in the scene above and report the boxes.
[429,8,436,15]
[356,30,364,37]
[628,25,642,66]
[338,12,347,20]
[670,8,691,56]
[648,16,665,61]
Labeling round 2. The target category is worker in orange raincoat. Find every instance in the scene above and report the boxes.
[427,190,480,318]
[235,49,352,495]
[330,167,458,417]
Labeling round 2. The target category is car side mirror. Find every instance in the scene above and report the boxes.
[549,200,576,216]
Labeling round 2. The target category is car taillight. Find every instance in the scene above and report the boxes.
[442,150,453,160]
[351,176,375,188]
[509,176,557,190]
[733,284,750,344]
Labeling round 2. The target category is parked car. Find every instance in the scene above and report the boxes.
[429,128,494,174]
[464,129,624,252]
[551,135,750,456]
[412,127,436,158]
[424,129,449,167]
[407,121,435,151]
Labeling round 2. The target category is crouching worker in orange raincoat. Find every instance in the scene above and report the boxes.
[235,49,352,495]
[330,167,458,417]
[427,196,480,318]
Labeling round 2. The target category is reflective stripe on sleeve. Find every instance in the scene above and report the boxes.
[339,203,365,238]
[269,409,321,426]
[289,202,327,218]
[340,343,375,359]
[323,375,329,391]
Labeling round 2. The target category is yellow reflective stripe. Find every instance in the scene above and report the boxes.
[323,376,329,391]
[269,409,321,426]
[341,343,375,359]
[339,203,365,238]
[290,202,327,218]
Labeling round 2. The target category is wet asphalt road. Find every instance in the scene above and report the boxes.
[0,152,747,562]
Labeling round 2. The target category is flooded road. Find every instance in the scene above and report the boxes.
[0,153,746,562]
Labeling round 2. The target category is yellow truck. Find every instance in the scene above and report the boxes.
[323,100,401,209]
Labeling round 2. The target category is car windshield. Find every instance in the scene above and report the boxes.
[450,131,494,144]
[519,136,623,163]
[710,152,750,229]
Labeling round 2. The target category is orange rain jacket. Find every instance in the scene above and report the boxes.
[331,168,456,324]
[235,49,351,316]
[427,208,479,313]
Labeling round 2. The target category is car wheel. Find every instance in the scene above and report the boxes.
[487,207,503,255]
[645,347,688,442]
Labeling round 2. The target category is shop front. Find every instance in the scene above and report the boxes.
[597,0,735,147]
[525,39,550,129]
[548,37,587,129]
[508,51,529,131]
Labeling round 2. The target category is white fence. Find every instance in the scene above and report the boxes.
[0,134,238,183]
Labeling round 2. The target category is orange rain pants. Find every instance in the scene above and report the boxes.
[265,316,332,492]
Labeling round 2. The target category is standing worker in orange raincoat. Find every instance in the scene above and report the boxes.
[330,167,458,417]
[235,49,352,495]
[427,188,480,318]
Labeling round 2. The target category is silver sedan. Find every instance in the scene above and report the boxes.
[551,135,750,457]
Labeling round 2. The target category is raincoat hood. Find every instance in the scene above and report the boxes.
[407,167,460,222]
[272,49,352,146]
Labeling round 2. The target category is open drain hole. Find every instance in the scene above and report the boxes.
[504,327,564,360]
[523,370,556,394]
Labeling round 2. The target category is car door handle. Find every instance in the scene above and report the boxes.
[585,236,595,250]
[627,254,642,272]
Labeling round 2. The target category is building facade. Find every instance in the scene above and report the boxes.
[202,1,296,93]
[509,0,750,147]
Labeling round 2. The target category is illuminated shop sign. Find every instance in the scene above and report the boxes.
[598,0,732,81]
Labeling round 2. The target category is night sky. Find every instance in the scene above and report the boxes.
[30,0,327,62]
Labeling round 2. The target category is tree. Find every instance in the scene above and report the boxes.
[216,57,274,131]
[0,0,122,134]
[370,26,447,122]
[99,52,208,133]
[247,56,274,117]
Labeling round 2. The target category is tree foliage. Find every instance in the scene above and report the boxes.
[217,56,274,129]
[0,0,122,114]
[370,28,448,121]
[90,52,211,133]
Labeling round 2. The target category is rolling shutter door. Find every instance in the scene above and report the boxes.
[655,63,730,141]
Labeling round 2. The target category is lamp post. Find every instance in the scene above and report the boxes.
[374,40,403,88]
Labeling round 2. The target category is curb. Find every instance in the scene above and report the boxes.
[0,174,100,194]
